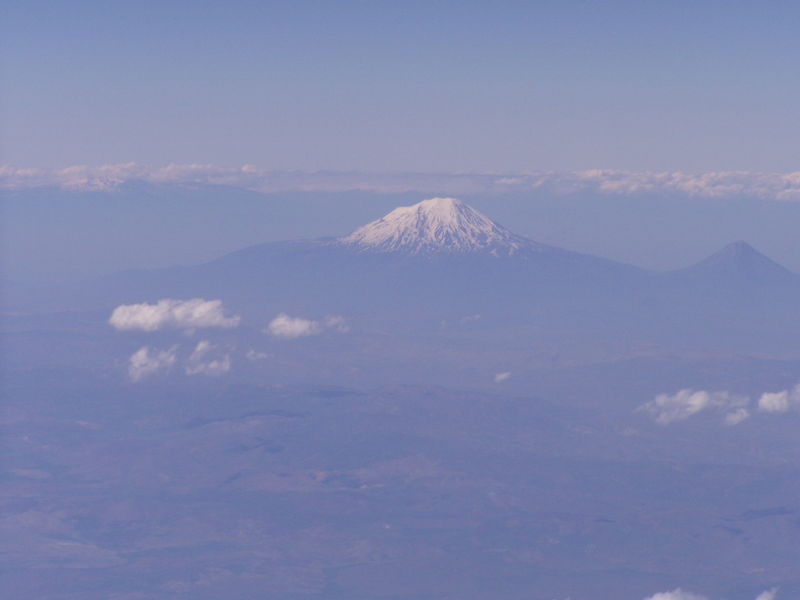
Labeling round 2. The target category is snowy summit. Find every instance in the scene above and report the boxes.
[338,197,534,255]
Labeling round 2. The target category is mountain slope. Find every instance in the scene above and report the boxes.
[638,240,800,342]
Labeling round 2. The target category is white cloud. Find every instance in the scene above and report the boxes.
[644,589,778,600]
[643,382,800,425]
[723,407,750,426]
[128,346,177,382]
[643,590,708,600]
[323,315,350,333]
[3,163,800,200]
[266,314,321,339]
[759,391,791,413]
[265,313,348,339]
[494,372,511,383]
[109,298,240,332]
[755,589,779,600]
[758,384,800,413]
[186,357,231,377]
[640,388,748,425]
[184,340,231,376]
[245,349,269,361]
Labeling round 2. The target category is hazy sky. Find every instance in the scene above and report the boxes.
[3,1,799,172]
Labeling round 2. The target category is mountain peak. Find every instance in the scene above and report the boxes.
[699,241,777,266]
[716,240,758,255]
[416,195,463,211]
[684,240,796,283]
[337,197,534,255]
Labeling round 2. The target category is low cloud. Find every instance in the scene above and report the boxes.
[266,313,348,339]
[723,407,750,426]
[643,590,708,600]
[641,383,799,425]
[494,372,511,383]
[267,314,321,339]
[757,384,800,413]
[323,315,350,333]
[127,341,234,381]
[245,349,269,361]
[640,389,748,425]
[643,590,777,600]
[128,346,177,382]
[3,163,800,200]
[184,340,231,376]
[109,298,240,332]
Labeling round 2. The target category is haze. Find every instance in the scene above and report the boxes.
[1,3,799,600]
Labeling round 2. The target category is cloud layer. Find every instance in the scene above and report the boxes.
[109,298,240,332]
[3,163,800,200]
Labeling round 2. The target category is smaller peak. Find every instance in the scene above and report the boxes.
[684,240,796,281]
[701,240,761,264]
[706,240,763,262]
[721,240,757,253]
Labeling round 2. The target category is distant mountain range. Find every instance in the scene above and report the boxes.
[4,197,799,354]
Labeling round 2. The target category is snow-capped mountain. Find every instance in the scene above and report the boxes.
[337,197,537,255]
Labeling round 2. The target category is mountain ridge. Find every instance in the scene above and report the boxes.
[4,198,798,333]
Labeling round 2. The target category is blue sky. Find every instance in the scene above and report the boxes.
[3,0,799,172]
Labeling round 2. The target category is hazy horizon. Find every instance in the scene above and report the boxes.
[3,169,799,284]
